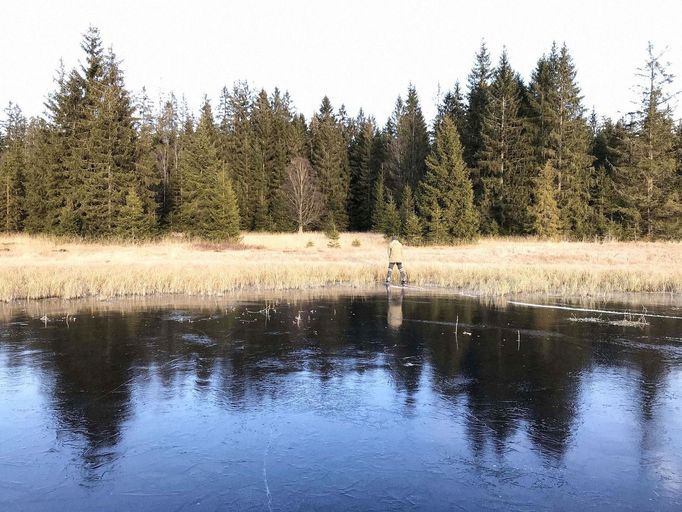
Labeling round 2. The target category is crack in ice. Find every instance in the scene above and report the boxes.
[263,431,273,512]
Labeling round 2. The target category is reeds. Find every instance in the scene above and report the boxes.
[1,232,681,301]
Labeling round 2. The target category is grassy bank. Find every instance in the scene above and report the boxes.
[1,232,681,301]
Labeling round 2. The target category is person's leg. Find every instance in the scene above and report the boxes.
[397,262,407,285]
[385,263,394,283]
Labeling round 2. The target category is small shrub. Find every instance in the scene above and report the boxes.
[325,222,341,248]
[351,238,361,247]
[306,240,314,248]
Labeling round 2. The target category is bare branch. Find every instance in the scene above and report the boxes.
[282,157,324,233]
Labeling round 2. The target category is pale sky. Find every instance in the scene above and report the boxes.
[2,0,681,125]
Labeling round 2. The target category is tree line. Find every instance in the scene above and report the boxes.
[1,27,680,242]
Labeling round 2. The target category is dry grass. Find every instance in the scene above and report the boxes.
[1,232,681,301]
[568,313,650,328]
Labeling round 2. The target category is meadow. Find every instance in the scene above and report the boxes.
[1,232,681,301]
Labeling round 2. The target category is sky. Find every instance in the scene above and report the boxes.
[1,0,681,125]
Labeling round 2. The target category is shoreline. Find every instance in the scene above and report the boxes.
[2,232,681,303]
[2,288,682,324]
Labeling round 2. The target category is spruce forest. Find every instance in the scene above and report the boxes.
[1,27,681,242]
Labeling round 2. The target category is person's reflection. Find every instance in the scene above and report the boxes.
[387,287,404,331]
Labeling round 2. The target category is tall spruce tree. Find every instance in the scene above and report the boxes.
[22,118,53,233]
[464,42,493,202]
[115,186,155,240]
[591,117,630,236]
[168,101,194,230]
[400,185,422,244]
[399,85,429,190]
[530,162,561,238]
[250,89,274,230]
[383,191,401,237]
[124,87,159,237]
[0,103,26,231]
[385,86,429,195]
[310,96,349,230]
[369,129,389,224]
[348,112,375,230]
[434,81,467,140]
[371,172,387,233]
[553,45,594,236]
[478,49,533,234]
[419,118,478,242]
[527,45,559,165]
[42,61,86,235]
[612,44,681,239]
[267,89,301,230]
[527,44,594,237]
[217,82,255,228]
[155,93,180,227]
[58,29,143,238]
[178,98,240,240]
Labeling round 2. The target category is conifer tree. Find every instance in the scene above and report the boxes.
[212,166,241,240]
[419,118,478,242]
[22,119,53,233]
[464,42,493,201]
[42,61,86,235]
[310,96,349,229]
[115,186,155,240]
[400,185,422,244]
[70,28,111,236]
[527,46,559,165]
[249,89,274,230]
[478,50,533,234]
[59,29,141,238]
[133,88,160,235]
[371,172,387,232]
[267,89,300,230]
[612,44,681,239]
[155,94,180,226]
[167,104,194,231]
[385,86,429,194]
[348,112,375,230]
[178,99,240,240]
[590,117,627,236]
[383,192,401,237]
[0,103,26,232]
[384,97,403,194]
[217,82,254,228]
[325,219,341,248]
[426,204,448,244]
[530,162,561,238]
[434,81,467,139]
[336,104,357,146]
[399,85,429,190]
[527,44,594,237]
[553,45,594,236]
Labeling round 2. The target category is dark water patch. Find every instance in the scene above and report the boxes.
[1,292,682,511]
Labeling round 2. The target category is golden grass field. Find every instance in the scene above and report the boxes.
[1,232,681,301]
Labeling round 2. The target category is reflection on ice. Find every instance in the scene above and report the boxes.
[1,292,681,511]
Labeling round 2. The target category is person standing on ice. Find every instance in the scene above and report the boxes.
[385,236,407,286]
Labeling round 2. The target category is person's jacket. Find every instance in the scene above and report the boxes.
[388,240,403,263]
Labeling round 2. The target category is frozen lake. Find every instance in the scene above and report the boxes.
[1,292,681,511]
